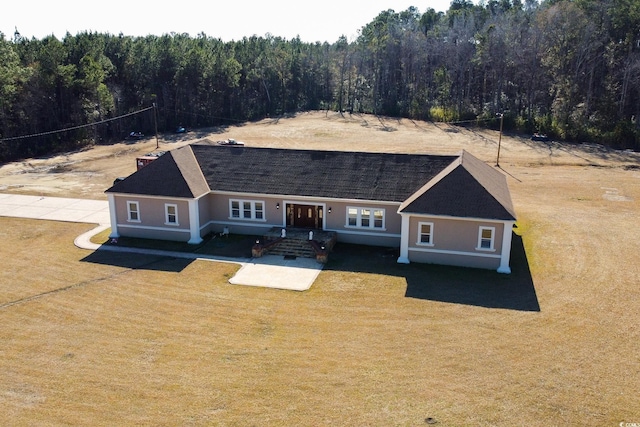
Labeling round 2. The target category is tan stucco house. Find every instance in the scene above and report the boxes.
[105,140,517,273]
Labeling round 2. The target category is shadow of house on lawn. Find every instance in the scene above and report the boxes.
[80,233,257,272]
[326,233,539,312]
[80,249,196,273]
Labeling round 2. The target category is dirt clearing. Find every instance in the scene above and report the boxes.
[2,111,637,199]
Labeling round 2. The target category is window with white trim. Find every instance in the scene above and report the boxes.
[374,210,384,228]
[477,226,495,250]
[165,203,178,225]
[229,199,265,220]
[417,222,434,245]
[348,208,358,226]
[127,201,140,222]
[345,207,385,229]
[361,208,371,227]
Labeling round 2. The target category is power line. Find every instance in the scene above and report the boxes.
[443,117,496,125]
[155,106,246,123]
[0,106,154,143]
[0,105,497,144]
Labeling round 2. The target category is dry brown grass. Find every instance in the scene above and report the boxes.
[1,112,639,425]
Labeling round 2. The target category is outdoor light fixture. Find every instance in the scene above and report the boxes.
[276,203,280,209]
[328,207,332,213]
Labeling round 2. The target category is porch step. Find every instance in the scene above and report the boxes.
[259,228,338,260]
[266,239,316,259]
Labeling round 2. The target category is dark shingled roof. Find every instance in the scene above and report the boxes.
[106,142,516,221]
[399,151,517,220]
[106,146,209,198]
[190,141,458,202]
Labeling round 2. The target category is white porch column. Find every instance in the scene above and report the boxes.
[187,198,203,245]
[397,213,410,264]
[107,193,119,238]
[497,221,515,274]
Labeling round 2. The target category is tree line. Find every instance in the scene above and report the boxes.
[1,0,639,161]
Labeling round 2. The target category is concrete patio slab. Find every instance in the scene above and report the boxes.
[228,255,323,291]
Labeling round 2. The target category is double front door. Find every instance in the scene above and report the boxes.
[286,204,323,229]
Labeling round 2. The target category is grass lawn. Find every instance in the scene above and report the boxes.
[1,214,638,426]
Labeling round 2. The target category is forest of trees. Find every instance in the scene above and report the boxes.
[1,0,639,161]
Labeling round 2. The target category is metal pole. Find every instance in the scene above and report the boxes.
[496,113,503,167]
[153,103,159,150]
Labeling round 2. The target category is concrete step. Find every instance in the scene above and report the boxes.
[266,239,316,258]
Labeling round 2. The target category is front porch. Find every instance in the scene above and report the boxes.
[253,227,338,263]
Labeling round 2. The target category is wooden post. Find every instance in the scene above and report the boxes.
[496,113,504,167]
[153,102,159,150]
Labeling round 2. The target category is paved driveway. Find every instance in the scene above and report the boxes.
[0,194,110,225]
[0,193,321,291]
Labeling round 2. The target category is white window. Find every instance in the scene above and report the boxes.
[348,208,358,226]
[477,226,495,250]
[345,207,385,229]
[127,201,140,222]
[361,208,371,227]
[254,202,264,220]
[243,201,252,218]
[229,199,266,221]
[417,222,434,245]
[231,200,240,218]
[165,204,178,225]
[374,210,384,228]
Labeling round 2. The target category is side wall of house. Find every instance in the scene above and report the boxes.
[112,195,192,242]
[198,195,214,236]
[406,215,507,270]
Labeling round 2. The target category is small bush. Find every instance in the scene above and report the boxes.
[429,106,459,122]
[601,121,640,150]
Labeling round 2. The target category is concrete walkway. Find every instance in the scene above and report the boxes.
[0,193,322,291]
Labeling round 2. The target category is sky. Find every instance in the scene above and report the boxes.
[2,0,458,43]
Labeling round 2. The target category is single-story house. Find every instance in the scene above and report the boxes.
[105,140,517,273]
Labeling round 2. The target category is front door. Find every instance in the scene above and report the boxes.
[286,204,323,229]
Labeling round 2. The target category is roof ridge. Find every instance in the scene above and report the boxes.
[191,141,457,158]
[170,145,211,198]
[458,151,516,219]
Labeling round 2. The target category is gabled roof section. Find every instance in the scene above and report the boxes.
[399,150,516,220]
[105,146,209,198]
[190,141,458,202]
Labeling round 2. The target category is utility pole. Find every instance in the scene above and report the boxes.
[496,113,504,167]
[153,103,159,150]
